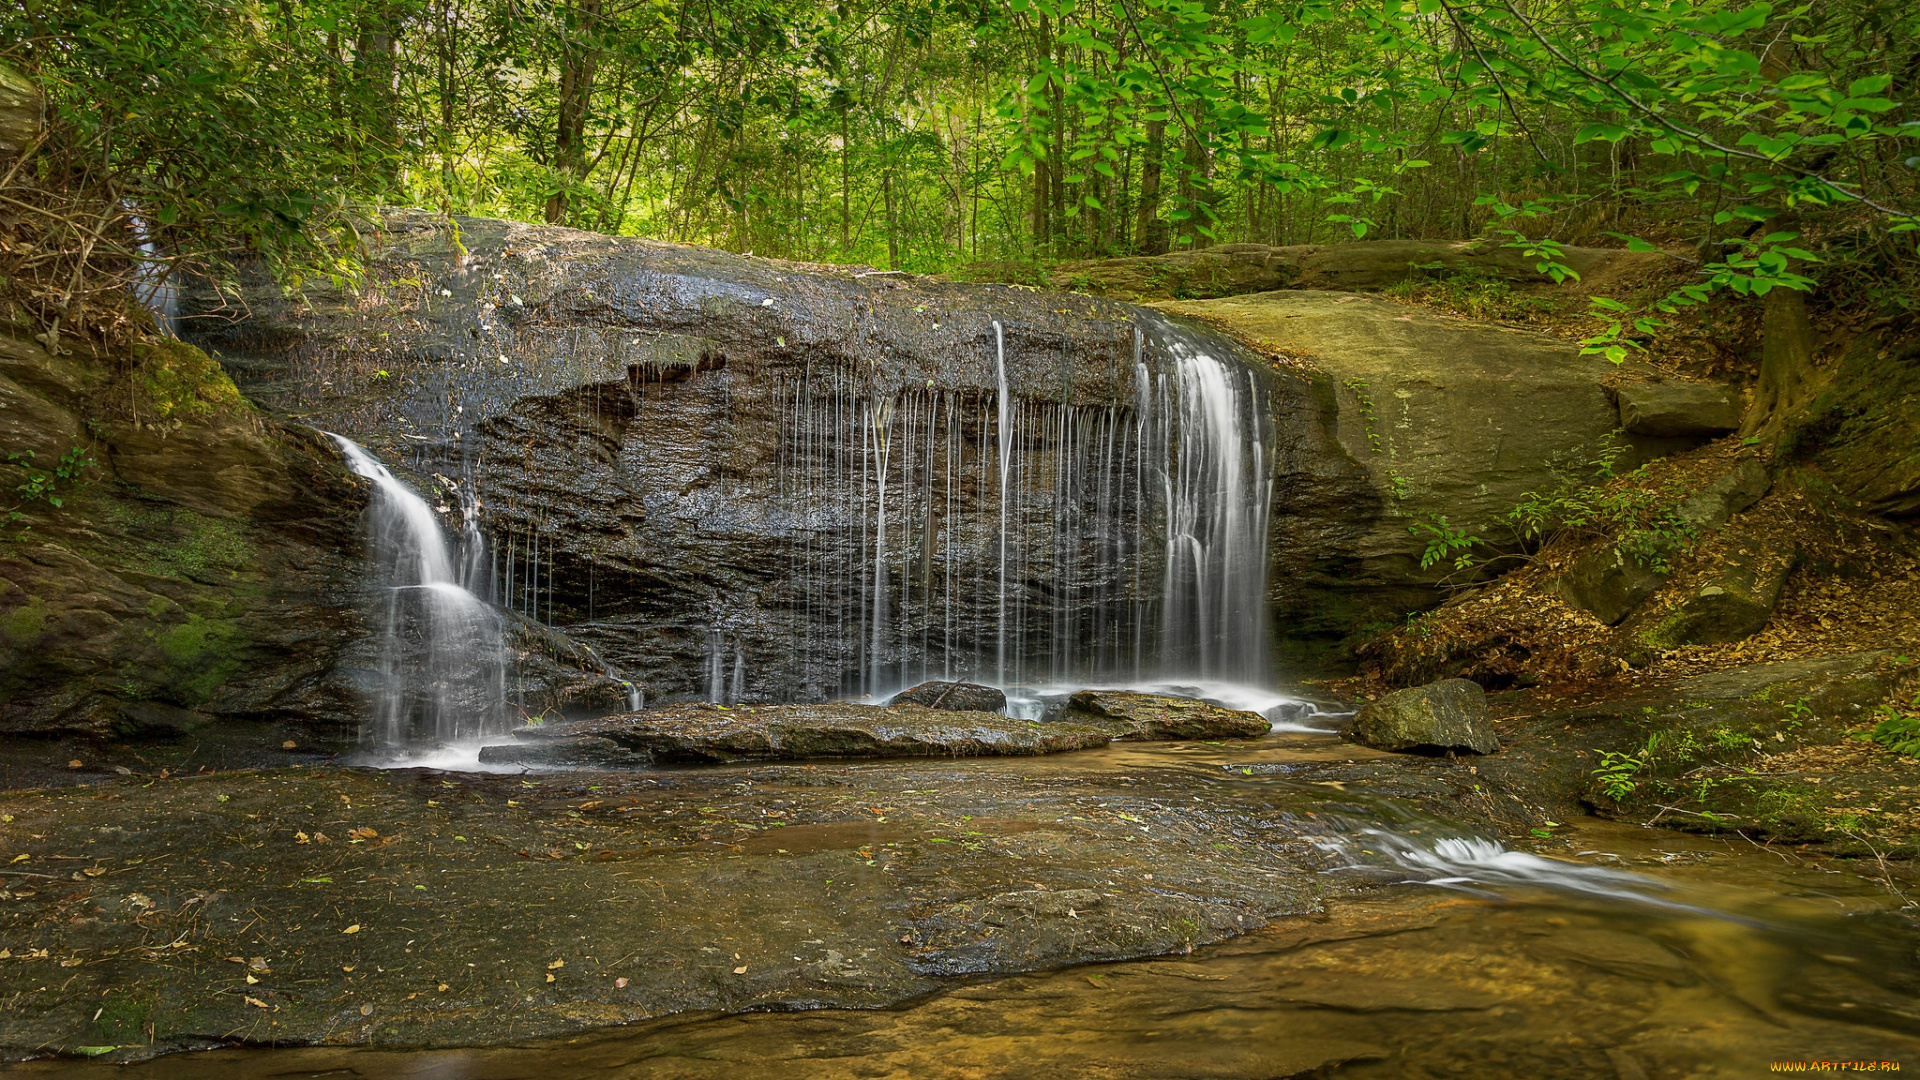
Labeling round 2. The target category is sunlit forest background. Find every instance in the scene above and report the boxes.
[3,0,1915,332]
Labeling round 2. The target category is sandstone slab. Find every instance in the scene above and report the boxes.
[1616,381,1741,438]
[516,702,1113,763]
[1061,690,1270,740]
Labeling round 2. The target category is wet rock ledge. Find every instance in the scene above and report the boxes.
[481,695,1273,767]
[484,703,1115,766]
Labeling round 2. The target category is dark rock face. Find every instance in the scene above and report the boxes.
[188,212,1287,698]
[0,332,371,743]
[1061,689,1270,740]
[513,702,1112,763]
[1616,381,1741,437]
[1675,456,1770,528]
[1350,679,1497,754]
[1778,325,1920,518]
[891,680,1007,713]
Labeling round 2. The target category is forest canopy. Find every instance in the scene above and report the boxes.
[2,0,1916,343]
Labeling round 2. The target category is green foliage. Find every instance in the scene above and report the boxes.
[4,446,96,537]
[1862,704,1920,757]
[1409,514,1481,571]
[1344,379,1382,452]
[1592,749,1647,801]
[1507,439,1698,571]
[1,0,1905,305]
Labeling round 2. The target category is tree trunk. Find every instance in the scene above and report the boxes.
[1134,119,1166,255]
[546,0,601,225]
[1744,286,1819,434]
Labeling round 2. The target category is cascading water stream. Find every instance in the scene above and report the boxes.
[1155,321,1272,683]
[765,315,1271,702]
[330,434,508,750]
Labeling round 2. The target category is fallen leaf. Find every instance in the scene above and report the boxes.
[67,760,82,769]
[313,832,330,844]
[113,766,132,776]
[547,959,565,970]
[282,741,297,750]
[359,1003,373,1016]
[82,867,106,878]
[347,827,378,842]
[732,965,748,975]
[8,854,28,864]
[342,924,361,935]
[436,983,449,992]
[245,997,269,1009]
[295,832,310,844]
[341,965,355,973]
[245,975,258,985]
[614,977,628,989]
[545,973,556,983]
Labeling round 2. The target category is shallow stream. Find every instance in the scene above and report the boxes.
[3,733,1915,1078]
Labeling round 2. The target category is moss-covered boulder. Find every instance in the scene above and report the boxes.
[1640,535,1800,648]
[1777,321,1920,518]
[1350,678,1497,754]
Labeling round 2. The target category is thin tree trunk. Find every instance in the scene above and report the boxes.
[546,0,601,224]
[1134,119,1166,255]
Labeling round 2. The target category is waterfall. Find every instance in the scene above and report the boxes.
[993,320,1012,686]
[1156,322,1272,682]
[330,434,508,749]
[765,315,1271,700]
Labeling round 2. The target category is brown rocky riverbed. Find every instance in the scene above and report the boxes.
[0,730,1524,1062]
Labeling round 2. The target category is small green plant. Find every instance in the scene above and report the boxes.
[5,446,96,537]
[1385,469,1410,500]
[1863,707,1920,757]
[1409,514,1482,570]
[1593,750,1647,800]
[1344,379,1383,452]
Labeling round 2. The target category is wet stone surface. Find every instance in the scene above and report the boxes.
[511,702,1114,763]
[1059,690,1271,741]
[0,736,1514,1061]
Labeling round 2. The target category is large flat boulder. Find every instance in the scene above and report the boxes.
[513,702,1112,763]
[1061,690,1270,740]
[1350,678,1497,754]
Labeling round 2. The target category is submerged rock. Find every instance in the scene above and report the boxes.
[518,702,1111,763]
[1061,690,1270,740]
[1350,679,1497,755]
[1616,381,1741,437]
[891,681,1008,714]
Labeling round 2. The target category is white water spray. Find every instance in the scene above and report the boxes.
[330,434,507,749]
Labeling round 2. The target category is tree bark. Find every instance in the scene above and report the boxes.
[546,0,602,225]
[1744,286,1819,434]
[1134,119,1166,255]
